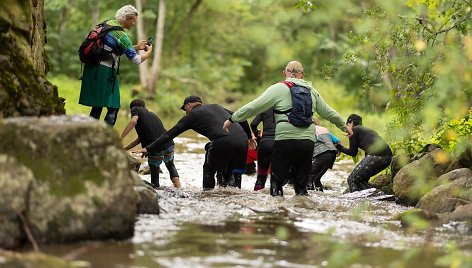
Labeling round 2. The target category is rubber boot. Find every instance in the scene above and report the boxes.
[104,108,119,127]
[216,171,226,187]
[307,177,315,190]
[294,174,308,196]
[314,179,323,192]
[232,173,242,189]
[149,164,160,189]
[171,177,181,188]
[202,163,216,190]
[223,172,235,187]
[254,174,267,191]
[269,174,283,197]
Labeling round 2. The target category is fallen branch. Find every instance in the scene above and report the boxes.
[18,212,40,252]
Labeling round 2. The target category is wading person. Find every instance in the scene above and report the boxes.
[121,99,181,189]
[308,118,340,192]
[133,96,256,190]
[79,5,153,127]
[223,60,348,196]
[336,114,393,192]
[250,108,276,191]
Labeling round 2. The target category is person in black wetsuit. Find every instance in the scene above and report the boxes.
[336,114,393,192]
[250,108,275,191]
[121,99,181,188]
[133,96,256,190]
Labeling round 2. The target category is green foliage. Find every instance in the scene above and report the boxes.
[314,0,472,155]
[435,241,472,268]
[45,0,471,157]
[432,111,472,152]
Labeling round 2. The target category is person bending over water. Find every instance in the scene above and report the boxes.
[121,99,181,189]
[308,118,339,191]
[336,114,393,192]
[133,96,256,190]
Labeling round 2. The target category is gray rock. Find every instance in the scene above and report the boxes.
[0,154,34,249]
[127,153,141,172]
[416,171,472,214]
[370,173,393,195]
[0,115,139,245]
[393,148,457,206]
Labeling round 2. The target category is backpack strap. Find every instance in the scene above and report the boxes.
[273,81,294,115]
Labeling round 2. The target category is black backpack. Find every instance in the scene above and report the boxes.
[78,20,123,65]
[274,81,313,128]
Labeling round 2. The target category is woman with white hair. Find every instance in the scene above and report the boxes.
[79,5,153,127]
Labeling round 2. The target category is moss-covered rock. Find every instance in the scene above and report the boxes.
[392,148,457,206]
[0,0,65,118]
[0,154,34,249]
[416,169,472,214]
[0,115,139,245]
[0,249,86,268]
[369,173,393,195]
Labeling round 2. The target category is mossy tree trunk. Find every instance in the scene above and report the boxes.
[0,0,65,118]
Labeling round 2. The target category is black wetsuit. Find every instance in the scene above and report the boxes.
[131,107,178,187]
[336,125,393,192]
[250,108,275,190]
[146,104,251,189]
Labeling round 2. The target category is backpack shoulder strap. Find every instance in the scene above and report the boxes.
[280,81,294,88]
[274,81,294,114]
[97,20,124,34]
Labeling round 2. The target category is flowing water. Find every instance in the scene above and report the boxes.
[42,135,472,267]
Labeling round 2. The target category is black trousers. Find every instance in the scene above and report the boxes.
[90,107,119,127]
[308,150,337,190]
[270,139,314,196]
[202,135,248,190]
[255,138,274,187]
[347,154,392,192]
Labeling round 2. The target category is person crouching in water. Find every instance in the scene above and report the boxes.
[308,118,340,191]
[336,114,392,192]
[121,99,181,188]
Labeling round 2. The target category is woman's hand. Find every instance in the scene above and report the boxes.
[134,40,148,51]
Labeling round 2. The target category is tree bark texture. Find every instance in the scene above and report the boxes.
[0,0,65,118]
[135,0,149,88]
[146,0,166,99]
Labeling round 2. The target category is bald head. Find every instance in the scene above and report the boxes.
[283,61,304,79]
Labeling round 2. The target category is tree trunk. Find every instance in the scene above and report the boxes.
[145,0,166,99]
[0,0,65,118]
[92,0,100,26]
[135,0,149,88]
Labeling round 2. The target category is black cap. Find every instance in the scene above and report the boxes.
[180,95,202,110]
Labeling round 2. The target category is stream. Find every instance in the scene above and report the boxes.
[42,135,472,267]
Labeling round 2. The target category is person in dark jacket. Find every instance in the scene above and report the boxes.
[121,99,181,188]
[336,114,393,192]
[133,96,256,190]
[308,118,339,192]
[250,108,276,191]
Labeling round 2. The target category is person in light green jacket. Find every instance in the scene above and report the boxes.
[223,60,348,196]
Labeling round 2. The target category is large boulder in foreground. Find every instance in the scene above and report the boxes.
[0,115,138,247]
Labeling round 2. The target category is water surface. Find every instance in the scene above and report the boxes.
[43,135,472,267]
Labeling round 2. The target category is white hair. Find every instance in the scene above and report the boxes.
[115,5,138,22]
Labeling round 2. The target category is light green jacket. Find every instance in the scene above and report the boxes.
[230,78,347,141]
